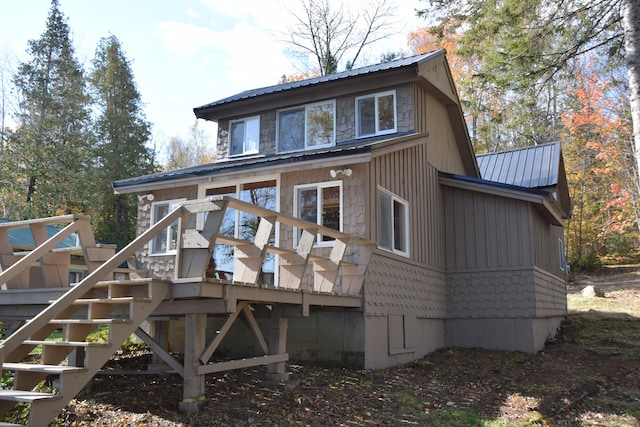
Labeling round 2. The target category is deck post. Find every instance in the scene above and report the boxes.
[266,304,290,382]
[179,313,207,413]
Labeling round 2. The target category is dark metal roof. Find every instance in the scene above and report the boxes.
[476,142,561,189]
[193,50,445,114]
[114,132,413,190]
[0,219,78,248]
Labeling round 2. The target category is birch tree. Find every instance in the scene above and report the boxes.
[284,0,396,75]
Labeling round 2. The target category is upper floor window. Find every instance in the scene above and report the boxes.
[294,181,342,245]
[150,198,185,255]
[377,186,409,256]
[277,100,335,152]
[356,90,397,138]
[229,116,259,156]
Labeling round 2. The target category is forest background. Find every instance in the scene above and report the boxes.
[0,0,637,270]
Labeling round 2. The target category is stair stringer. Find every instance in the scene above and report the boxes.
[3,280,169,427]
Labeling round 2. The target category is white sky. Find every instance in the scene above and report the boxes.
[0,0,426,157]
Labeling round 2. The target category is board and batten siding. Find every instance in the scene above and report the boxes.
[370,141,445,269]
[532,208,566,278]
[444,186,534,271]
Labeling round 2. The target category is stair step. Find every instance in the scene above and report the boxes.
[94,278,152,287]
[0,389,59,403]
[2,363,87,374]
[23,340,110,347]
[49,318,131,325]
[0,422,27,427]
[72,296,151,304]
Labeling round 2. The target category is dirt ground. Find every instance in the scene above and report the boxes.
[45,268,640,426]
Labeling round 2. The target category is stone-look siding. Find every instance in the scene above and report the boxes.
[135,187,198,281]
[364,253,447,319]
[216,83,414,159]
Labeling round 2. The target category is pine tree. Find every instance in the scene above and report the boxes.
[6,0,94,218]
[90,35,158,248]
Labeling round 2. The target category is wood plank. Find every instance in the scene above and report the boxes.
[196,353,289,375]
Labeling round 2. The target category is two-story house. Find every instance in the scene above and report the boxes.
[113,49,570,370]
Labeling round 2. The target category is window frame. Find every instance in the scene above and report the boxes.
[228,115,260,157]
[150,198,185,256]
[376,186,409,257]
[293,180,343,246]
[276,100,336,153]
[355,90,397,138]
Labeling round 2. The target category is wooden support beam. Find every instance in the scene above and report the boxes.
[180,313,207,413]
[241,304,269,354]
[135,326,184,377]
[267,304,289,381]
[197,353,288,375]
[199,302,248,364]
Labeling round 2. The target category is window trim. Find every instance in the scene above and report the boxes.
[276,100,336,153]
[228,115,260,157]
[355,90,397,138]
[150,198,185,256]
[293,180,343,246]
[376,186,409,257]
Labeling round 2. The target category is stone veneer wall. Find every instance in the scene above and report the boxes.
[135,186,198,280]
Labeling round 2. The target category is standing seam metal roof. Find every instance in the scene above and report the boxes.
[476,142,561,189]
[193,50,445,113]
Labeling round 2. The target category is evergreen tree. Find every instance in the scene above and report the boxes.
[90,35,157,248]
[5,0,93,218]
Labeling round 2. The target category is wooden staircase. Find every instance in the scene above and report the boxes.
[0,278,168,427]
[0,197,374,425]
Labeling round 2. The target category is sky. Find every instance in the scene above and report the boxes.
[0,0,427,159]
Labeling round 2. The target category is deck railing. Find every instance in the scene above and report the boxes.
[0,196,374,362]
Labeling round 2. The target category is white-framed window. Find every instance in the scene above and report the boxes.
[559,238,567,272]
[294,181,342,245]
[201,179,278,278]
[150,198,185,255]
[356,90,397,138]
[229,116,259,156]
[277,100,335,152]
[377,186,409,256]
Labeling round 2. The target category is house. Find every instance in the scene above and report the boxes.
[0,50,570,423]
[113,50,570,369]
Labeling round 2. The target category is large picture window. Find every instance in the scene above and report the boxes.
[277,101,335,152]
[377,187,409,256]
[229,116,259,156]
[294,181,342,245]
[204,180,277,280]
[150,199,185,255]
[356,90,397,138]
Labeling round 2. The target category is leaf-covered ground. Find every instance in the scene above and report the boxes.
[45,268,640,426]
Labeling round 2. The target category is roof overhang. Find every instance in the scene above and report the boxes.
[439,173,566,226]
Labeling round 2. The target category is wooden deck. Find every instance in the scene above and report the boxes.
[0,197,374,426]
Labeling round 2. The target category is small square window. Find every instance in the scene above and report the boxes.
[229,116,259,156]
[356,91,397,138]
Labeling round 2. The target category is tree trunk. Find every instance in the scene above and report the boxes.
[623,0,640,222]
